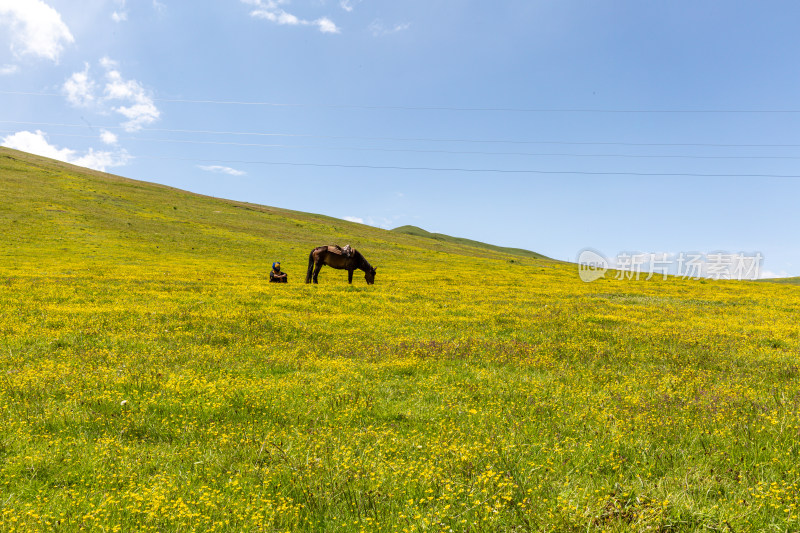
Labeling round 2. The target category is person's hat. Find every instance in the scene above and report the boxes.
[272,262,280,270]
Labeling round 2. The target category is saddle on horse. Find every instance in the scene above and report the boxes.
[327,244,353,257]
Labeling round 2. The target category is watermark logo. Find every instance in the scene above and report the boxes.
[577,250,763,282]
[577,248,609,282]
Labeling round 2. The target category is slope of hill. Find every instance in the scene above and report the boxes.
[391,224,552,260]
[0,147,551,275]
[760,276,800,286]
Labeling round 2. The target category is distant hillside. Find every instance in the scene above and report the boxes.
[0,147,553,270]
[391,225,551,260]
[759,277,800,286]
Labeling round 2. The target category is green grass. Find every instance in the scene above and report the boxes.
[1,146,800,532]
[759,276,800,286]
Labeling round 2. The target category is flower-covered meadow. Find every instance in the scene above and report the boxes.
[1,148,799,531]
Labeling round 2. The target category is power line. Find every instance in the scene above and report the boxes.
[126,138,800,160]
[8,130,800,161]
[4,119,800,149]
[150,100,800,114]
[4,128,797,176]
[138,155,800,178]
[5,91,800,113]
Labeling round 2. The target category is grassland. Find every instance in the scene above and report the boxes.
[1,147,799,532]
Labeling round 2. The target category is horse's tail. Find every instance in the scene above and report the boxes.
[305,248,315,283]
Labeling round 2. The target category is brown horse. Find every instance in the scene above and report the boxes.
[306,246,377,284]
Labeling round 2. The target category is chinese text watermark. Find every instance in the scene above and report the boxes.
[577,249,763,282]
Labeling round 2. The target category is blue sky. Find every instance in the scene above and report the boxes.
[2,1,799,277]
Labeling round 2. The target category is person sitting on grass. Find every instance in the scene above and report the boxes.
[269,262,287,283]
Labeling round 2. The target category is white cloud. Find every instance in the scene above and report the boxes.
[63,63,96,107]
[759,269,792,279]
[72,148,132,172]
[99,56,117,70]
[315,17,339,33]
[2,130,131,172]
[245,0,339,33]
[111,0,127,22]
[113,100,160,132]
[368,19,410,37]
[104,65,143,100]
[100,129,118,145]
[197,165,246,176]
[0,63,18,75]
[112,0,164,21]
[339,0,361,12]
[62,58,160,132]
[342,215,395,228]
[0,0,74,62]
[2,130,72,161]
[370,217,394,229]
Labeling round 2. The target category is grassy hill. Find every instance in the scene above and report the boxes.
[760,276,800,286]
[391,225,552,260]
[0,147,551,276]
[2,147,800,532]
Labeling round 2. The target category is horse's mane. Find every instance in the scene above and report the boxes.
[353,249,372,270]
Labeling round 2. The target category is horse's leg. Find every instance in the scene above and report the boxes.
[313,262,323,284]
[348,269,354,284]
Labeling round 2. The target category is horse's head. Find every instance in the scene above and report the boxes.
[365,266,377,285]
